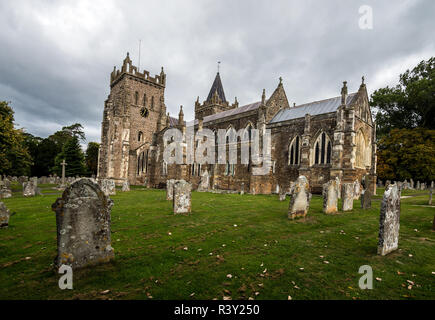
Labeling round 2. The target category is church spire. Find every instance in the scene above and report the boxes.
[206,72,226,103]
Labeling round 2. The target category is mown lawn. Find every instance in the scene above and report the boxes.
[0,183,434,300]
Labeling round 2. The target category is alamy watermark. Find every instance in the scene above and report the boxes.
[358,265,373,289]
[163,127,272,175]
[58,265,73,290]
[359,5,373,30]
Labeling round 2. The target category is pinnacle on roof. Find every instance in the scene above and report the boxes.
[206,72,227,103]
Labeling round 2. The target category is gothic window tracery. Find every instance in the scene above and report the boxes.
[288,136,300,165]
[312,132,332,165]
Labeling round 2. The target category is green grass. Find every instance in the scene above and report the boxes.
[0,183,434,300]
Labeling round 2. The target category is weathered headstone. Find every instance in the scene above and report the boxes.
[122,180,130,192]
[0,202,10,228]
[166,179,175,200]
[0,186,12,199]
[353,181,362,200]
[173,180,192,214]
[51,178,114,269]
[99,179,116,196]
[197,170,210,192]
[341,183,354,211]
[335,176,341,199]
[23,180,37,197]
[416,181,420,190]
[410,179,414,189]
[429,188,433,206]
[288,176,311,220]
[378,184,401,256]
[361,189,372,209]
[322,180,339,214]
[240,182,245,195]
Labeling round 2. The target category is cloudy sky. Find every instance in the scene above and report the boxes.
[0,0,434,145]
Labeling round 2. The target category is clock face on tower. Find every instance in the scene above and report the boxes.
[140,107,149,118]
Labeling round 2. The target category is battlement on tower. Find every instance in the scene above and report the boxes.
[110,52,166,88]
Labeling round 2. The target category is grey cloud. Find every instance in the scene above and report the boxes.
[0,0,434,144]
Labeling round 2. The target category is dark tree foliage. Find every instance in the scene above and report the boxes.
[53,136,87,177]
[0,101,32,176]
[85,142,100,176]
[371,57,435,138]
[377,128,435,182]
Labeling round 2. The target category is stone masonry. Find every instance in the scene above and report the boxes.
[166,179,175,201]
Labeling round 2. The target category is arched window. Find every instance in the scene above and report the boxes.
[151,96,155,109]
[288,136,300,165]
[143,93,147,106]
[135,91,139,105]
[138,131,143,142]
[162,161,168,175]
[312,132,332,165]
[356,130,371,168]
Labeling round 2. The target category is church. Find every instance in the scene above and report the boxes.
[97,53,377,194]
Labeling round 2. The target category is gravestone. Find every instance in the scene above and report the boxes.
[51,178,114,269]
[410,179,414,189]
[378,184,401,256]
[288,176,311,220]
[197,170,210,192]
[99,179,116,196]
[240,182,245,195]
[416,181,420,190]
[173,180,192,214]
[385,180,391,189]
[0,186,12,199]
[3,178,10,189]
[361,189,372,209]
[341,183,354,211]
[23,180,37,197]
[353,181,361,200]
[0,202,10,228]
[429,188,433,206]
[122,180,130,192]
[322,180,339,214]
[166,179,175,200]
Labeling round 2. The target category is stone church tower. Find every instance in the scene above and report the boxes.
[98,53,167,185]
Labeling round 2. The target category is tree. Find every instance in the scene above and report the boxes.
[0,101,32,176]
[85,142,100,176]
[33,138,60,176]
[377,128,435,182]
[53,136,86,177]
[371,57,435,138]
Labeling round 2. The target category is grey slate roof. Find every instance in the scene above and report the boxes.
[206,72,227,102]
[270,92,358,123]
[169,116,178,127]
[203,100,265,123]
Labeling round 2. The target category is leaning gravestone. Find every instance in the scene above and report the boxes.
[378,184,401,256]
[23,180,37,197]
[51,178,114,269]
[166,179,175,200]
[197,170,210,192]
[288,176,311,220]
[99,179,116,196]
[173,180,192,214]
[279,189,286,201]
[122,180,130,192]
[323,180,339,214]
[0,202,10,228]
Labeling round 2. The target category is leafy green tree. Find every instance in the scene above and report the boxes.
[85,142,100,176]
[371,57,435,138]
[377,128,435,182]
[53,136,86,177]
[0,101,32,176]
[33,138,60,176]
